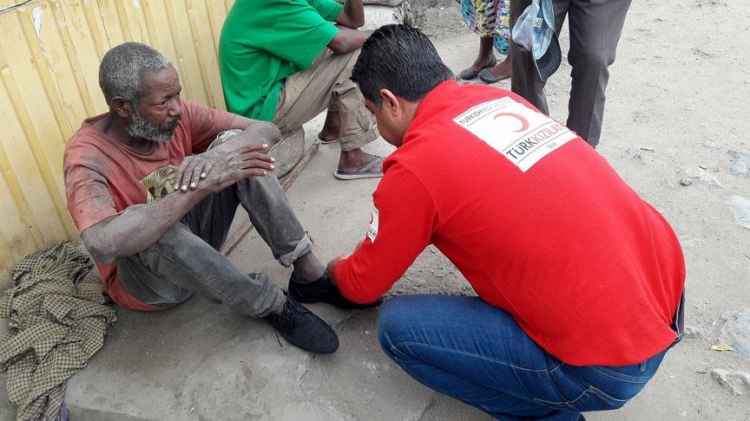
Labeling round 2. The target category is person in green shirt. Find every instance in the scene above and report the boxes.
[219,0,383,180]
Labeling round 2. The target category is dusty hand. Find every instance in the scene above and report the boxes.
[174,151,219,192]
[175,144,275,193]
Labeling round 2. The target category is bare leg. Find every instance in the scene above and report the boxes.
[319,110,340,142]
[291,251,326,284]
[459,37,497,80]
[487,53,512,80]
[338,149,383,173]
[318,109,382,174]
[472,36,497,71]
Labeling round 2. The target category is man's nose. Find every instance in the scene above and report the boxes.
[168,97,181,117]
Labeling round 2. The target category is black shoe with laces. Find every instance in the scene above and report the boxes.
[288,271,383,309]
[263,298,339,354]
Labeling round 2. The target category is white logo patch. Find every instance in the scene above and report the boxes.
[453,97,576,171]
[367,207,379,242]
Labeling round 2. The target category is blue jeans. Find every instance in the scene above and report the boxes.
[378,295,669,420]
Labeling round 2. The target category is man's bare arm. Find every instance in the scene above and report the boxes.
[335,0,365,29]
[83,121,280,264]
[82,185,209,264]
[328,27,373,54]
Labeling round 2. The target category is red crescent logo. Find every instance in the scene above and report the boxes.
[494,112,530,132]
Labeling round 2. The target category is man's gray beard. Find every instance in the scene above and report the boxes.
[126,109,178,143]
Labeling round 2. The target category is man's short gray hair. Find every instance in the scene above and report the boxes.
[99,42,172,106]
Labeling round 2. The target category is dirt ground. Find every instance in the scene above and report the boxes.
[383,0,750,419]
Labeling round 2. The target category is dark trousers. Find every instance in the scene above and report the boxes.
[118,172,312,317]
[511,0,633,148]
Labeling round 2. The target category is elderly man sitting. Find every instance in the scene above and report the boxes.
[63,43,375,354]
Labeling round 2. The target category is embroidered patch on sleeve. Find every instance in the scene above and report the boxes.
[453,97,577,171]
[367,207,379,242]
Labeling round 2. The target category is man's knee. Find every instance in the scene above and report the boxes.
[139,223,216,270]
[377,296,418,359]
[569,44,616,72]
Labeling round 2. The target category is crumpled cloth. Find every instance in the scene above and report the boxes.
[0,241,117,421]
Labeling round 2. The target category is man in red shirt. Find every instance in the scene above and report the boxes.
[327,25,685,419]
[63,43,371,354]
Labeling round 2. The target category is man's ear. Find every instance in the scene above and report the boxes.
[111,96,132,119]
[379,89,401,117]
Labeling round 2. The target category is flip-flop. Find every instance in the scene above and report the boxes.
[458,57,498,80]
[333,156,384,180]
[478,67,511,84]
[317,132,339,145]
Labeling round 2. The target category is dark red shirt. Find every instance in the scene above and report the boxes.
[64,100,235,311]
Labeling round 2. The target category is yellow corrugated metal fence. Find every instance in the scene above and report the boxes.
[0,0,235,290]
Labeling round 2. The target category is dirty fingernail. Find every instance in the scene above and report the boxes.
[200,173,207,178]
[190,182,196,188]
[181,185,188,191]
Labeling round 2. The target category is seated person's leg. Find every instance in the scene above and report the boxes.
[119,222,285,316]
[318,103,340,144]
[233,167,318,275]
[273,49,383,179]
[273,50,352,135]
[331,72,382,180]
[118,186,339,353]
[233,170,381,308]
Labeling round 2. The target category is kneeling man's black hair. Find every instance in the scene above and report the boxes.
[351,24,454,108]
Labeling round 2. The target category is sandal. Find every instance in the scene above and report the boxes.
[333,156,384,180]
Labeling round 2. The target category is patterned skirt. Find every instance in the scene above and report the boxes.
[460,0,511,55]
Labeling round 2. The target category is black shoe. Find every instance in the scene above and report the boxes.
[288,271,383,309]
[263,298,339,354]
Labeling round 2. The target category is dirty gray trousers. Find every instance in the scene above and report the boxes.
[510,0,632,148]
[117,174,312,317]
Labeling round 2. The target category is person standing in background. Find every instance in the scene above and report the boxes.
[457,0,513,84]
[510,0,632,147]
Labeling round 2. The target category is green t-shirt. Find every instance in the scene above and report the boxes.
[219,0,343,121]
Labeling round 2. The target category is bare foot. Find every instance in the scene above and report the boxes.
[459,55,497,80]
[334,149,384,180]
[338,149,382,173]
[459,36,498,80]
[470,56,497,73]
[488,56,512,80]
